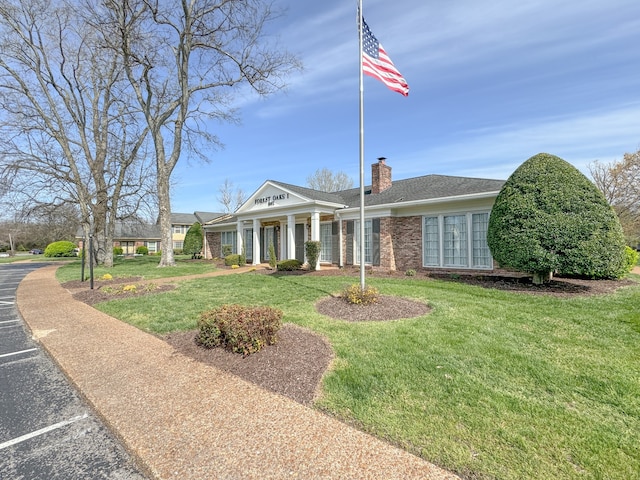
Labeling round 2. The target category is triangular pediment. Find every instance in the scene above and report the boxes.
[236,181,312,214]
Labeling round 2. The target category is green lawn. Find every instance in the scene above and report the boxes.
[55,255,218,282]
[86,271,639,479]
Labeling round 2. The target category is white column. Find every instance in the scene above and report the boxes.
[236,221,244,259]
[311,211,320,241]
[252,219,261,265]
[310,211,320,270]
[338,215,344,267]
[287,214,295,260]
[279,220,287,260]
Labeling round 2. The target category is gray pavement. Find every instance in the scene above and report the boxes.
[1,262,146,480]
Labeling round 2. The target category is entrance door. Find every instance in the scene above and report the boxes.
[264,226,276,262]
[295,224,305,263]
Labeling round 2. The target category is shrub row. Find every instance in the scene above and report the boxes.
[277,259,302,271]
[196,304,282,356]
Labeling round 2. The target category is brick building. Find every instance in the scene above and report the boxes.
[203,158,505,273]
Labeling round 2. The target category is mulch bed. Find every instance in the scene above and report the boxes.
[62,277,177,305]
[316,295,431,321]
[163,324,333,405]
[65,268,637,406]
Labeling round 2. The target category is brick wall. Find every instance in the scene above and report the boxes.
[391,216,423,271]
[379,216,396,270]
[206,232,221,259]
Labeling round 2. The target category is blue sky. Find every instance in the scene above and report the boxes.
[171,0,640,213]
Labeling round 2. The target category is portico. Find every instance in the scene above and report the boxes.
[205,181,344,269]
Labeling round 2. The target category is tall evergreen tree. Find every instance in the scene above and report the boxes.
[183,222,203,259]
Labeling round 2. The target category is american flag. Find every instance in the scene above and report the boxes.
[361,17,409,97]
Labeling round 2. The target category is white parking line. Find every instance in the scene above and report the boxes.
[0,320,19,324]
[0,348,37,358]
[0,413,89,450]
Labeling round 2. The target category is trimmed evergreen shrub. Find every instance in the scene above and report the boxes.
[136,245,148,255]
[222,244,233,257]
[488,153,627,283]
[277,259,302,271]
[44,240,77,257]
[196,304,282,355]
[113,246,124,256]
[623,246,639,273]
[224,254,242,266]
[305,240,321,271]
[184,222,203,258]
[268,242,277,269]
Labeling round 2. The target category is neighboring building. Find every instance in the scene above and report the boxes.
[113,222,162,254]
[203,158,506,272]
[170,212,222,252]
[77,212,223,254]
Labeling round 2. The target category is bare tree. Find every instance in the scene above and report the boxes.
[306,167,354,192]
[100,0,300,266]
[590,148,640,246]
[0,0,150,266]
[217,178,246,213]
[1,203,80,250]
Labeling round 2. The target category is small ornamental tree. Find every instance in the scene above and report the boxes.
[487,153,627,284]
[305,240,321,271]
[183,222,203,259]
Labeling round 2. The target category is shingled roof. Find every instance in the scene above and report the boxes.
[271,174,504,209]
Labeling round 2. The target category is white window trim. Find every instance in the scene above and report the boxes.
[422,212,493,270]
[319,222,333,263]
[354,219,373,266]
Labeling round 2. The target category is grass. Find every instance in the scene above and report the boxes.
[55,255,218,282]
[89,270,640,480]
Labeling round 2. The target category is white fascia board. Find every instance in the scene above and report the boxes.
[338,191,500,217]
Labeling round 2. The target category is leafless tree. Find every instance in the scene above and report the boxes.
[306,167,354,192]
[590,148,640,246]
[100,0,301,266]
[0,0,151,266]
[1,203,80,251]
[217,178,246,213]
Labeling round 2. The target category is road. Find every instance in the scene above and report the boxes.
[0,262,146,479]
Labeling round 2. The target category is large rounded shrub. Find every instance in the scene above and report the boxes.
[487,153,627,283]
[44,240,77,257]
[183,222,203,259]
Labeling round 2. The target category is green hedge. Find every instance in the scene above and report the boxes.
[224,254,243,266]
[277,259,302,271]
[44,241,77,257]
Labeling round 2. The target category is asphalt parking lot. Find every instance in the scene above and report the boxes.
[0,262,146,479]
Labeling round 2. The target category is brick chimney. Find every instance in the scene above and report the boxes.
[371,157,392,194]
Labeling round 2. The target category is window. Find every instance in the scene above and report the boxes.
[472,213,491,267]
[121,241,135,255]
[221,231,237,255]
[173,241,183,250]
[243,229,253,261]
[172,225,187,234]
[422,212,492,269]
[319,223,333,262]
[443,215,467,266]
[423,217,439,266]
[354,219,372,265]
[145,241,158,253]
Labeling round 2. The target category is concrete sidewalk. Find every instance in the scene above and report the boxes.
[17,265,458,480]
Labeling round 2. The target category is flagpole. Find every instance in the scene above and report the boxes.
[358,0,366,290]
